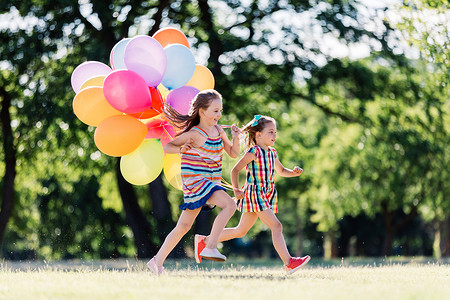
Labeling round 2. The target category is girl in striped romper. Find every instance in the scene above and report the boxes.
[195,115,310,274]
[147,90,240,275]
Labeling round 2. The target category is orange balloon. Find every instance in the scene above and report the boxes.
[185,65,215,91]
[152,27,190,48]
[94,115,148,157]
[79,75,106,90]
[73,86,123,126]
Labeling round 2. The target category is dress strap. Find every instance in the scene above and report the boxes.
[192,126,209,138]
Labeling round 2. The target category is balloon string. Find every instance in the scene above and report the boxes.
[162,126,175,141]
[220,178,234,190]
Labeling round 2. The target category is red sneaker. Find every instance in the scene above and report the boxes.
[194,234,206,263]
[284,256,311,274]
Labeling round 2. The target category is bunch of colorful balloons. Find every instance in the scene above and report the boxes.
[71,28,215,188]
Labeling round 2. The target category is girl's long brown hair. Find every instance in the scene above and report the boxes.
[164,89,222,136]
[241,115,276,148]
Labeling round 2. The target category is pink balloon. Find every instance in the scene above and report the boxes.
[161,124,176,147]
[124,35,167,87]
[145,119,165,139]
[103,70,152,114]
[166,86,200,115]
[71,61,112,94]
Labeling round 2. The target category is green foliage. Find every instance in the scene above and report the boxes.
[1,0,447,260]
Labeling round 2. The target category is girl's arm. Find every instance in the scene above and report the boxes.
[274,156,303,178]
[219,124,241,158]
[163,131,201,154]
[231,152,256,199]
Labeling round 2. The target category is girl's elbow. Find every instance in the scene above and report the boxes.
[230,152,239,159]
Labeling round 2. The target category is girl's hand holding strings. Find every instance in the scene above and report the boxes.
[180,138,194,154]
[233,188,245,200]
[230,124,242,139]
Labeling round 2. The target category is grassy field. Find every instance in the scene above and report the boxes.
[1,258,449,300]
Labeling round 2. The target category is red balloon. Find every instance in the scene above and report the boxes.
[129,87,164,119]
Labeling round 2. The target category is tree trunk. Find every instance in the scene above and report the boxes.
[323,230,338,259]
[115,158,157,258]
[381,201,395,256]
[432,218,442,259]
[148,174,185,258]
[443,215,450,257]
[0,87,16,252]
[198,0,224,76]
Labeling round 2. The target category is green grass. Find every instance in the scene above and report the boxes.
[1,258,449,299]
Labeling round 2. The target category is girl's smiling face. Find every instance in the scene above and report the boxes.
[200,98,223,126]
[256,121,277,147]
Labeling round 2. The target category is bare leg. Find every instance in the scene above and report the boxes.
[204,212,258,244]
[204,190,237,249]
[154,207,201,266]
[257,209,291,265]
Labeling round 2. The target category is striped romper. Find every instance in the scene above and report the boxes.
[238,145,279,213]
[179,126,226,210]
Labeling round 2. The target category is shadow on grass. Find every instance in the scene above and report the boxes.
[1,256,449,272]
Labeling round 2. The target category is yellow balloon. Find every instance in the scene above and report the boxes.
[185,65,215,91]
[94,115,147,157]
[163,153,182,190]
[79,75,106,90]
[73,86,123,126]
[120,139,165,185]
[157,83,170,100]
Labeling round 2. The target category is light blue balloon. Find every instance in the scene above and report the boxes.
[161,44,196,90]
[110,38,131,70]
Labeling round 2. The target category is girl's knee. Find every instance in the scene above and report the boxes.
[271,221,283,233]
[236,227,249,238]
[176,221,192,234]
[224,200,237,215]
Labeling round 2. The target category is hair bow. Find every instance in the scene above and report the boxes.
[250,115,261,127]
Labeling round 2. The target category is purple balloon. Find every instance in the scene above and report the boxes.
[103,70,152,114]
[124,35,167,87]
[166,86,200,115]
[71,61,112,94]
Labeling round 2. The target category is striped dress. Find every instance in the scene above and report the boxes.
[179,126,225,210]
[238,145,278,213]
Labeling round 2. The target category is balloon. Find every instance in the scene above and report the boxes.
[163,153,182,190]
[152,27,190,48]
[71,61,112,94]
[94,115,147,157]
[120,139,165,185]
[186,65,215,91]
[124,35,166,87]
[161,44,196,90]
[72,86,122,126]
[128,87,164,119]
[166,86,199,115]
[79,75,106,91]
[157,84,170,100]
[161,123,176,147]
[103,70,152,114]
[145,119,165,139]
[110,38,131,70]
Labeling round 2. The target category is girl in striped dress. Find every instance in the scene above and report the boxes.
[147,90,240,275]
[195,115,310,274]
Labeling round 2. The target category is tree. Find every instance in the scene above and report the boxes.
[1,0,401,259]
[303,55,449,256]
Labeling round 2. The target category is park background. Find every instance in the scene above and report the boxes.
[0,0,448,264]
